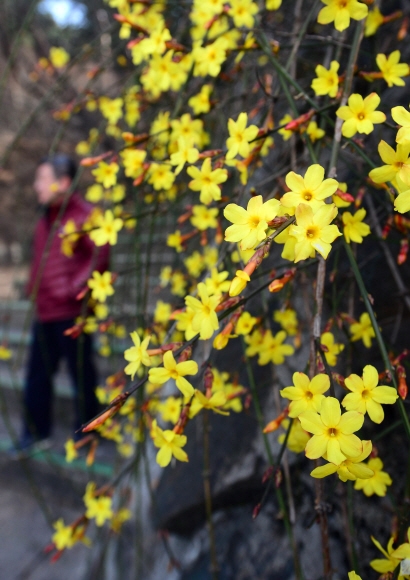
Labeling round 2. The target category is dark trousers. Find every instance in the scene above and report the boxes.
[23,320,99,440]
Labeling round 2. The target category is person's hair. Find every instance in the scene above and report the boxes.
[39,154,77,181]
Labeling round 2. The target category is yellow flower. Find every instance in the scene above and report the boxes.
[228,0,259,28]
[92,161,119,189]
[280,372,330,418]
[185,282,220,340]
[192,390,229,416]
[190,205,219,230]
[224,195,280,250]
[342,364,398,423]
[390,528,410,561]
[188,85,212,115]
[193,37,229,77]
[89,210,123,246]
[148,163,175,191]
[365,7,384,37]
[336,93,386,138]
[0,345,12,360]
[170,137,199,175]
[60,219,80,257]
[355,457,392,496]
[392,105,410,145]
[99,97,123,125]
[394,184,410,214]
[187,158,228,205]
[369,140,410,186]
[349,312,375,348]
[342,208,371,243]
[49,47,70,68]
[226,112,259,160]
[229,270,251,296]
[85,495,114,527]
[299,396,364,465]
[311,61,340,98]
[85,184,104,203]
[152,421,188,467]
[320,331,344,366]
[148,350,198,399]
[376,50,410,87]
[317,0,368,32]
[167,230,183,252]
[370,534,401,575]
[289,203,341,262]
[235,311,257,335]
[266,0,282,9]
[124,332,151,379]
[310,439,374,480]
[278,419,310,453]
[306,121,325,143]
[274,308,298,335]
[278,114,294,141]
[258,330,295,365]
[154,300,171,324]
[204,268,231,297]
[52,519,75,550]
[87,271,114,302]
[64,439,78,463]
[120,149,146,180]
[281,164,338,213]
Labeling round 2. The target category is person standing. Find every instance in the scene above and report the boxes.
[16,154,109,455]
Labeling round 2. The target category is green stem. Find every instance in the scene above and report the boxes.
[344,239,410,442]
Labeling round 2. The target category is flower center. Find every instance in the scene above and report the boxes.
[327,428,338,438]
[170,369,179,379]
[306,226,318,239]
[362,389,371,400]
[305,391,313,400]
[358,113,365,120]
[303,191,313,201]
[250,216,261,228]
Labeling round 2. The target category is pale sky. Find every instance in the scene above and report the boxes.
[38,0,86,27]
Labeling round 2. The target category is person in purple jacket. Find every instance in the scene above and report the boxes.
[14,154,109,457]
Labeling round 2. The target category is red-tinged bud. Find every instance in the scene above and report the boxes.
[177,206,193,224]
[323,318,333,333]
[268,269,296,293]
[147,343,182,356]
[200,231,208,246]
[263,408,289,433]
[122,132,149,144]
[164,40,186,52]
[80,151,113,167]
[381,216,393,239]
[269,39,280,54]
[252,503,261,519]
[358,71,384,81]
[370,445,378,459]
[391,349,409,366]
[76,286,89,301]
[354,187,366,207]
[274,467,282,488]
[284,110,314,132]
[334,189,355,203]
[173,399,192,434]
[378,369,392,383]
[170,308,185,320]
[394,214,410,233]
[197,149,223,159]
[215,296,241,312]
[44,543,55,554]
[98,319,114,333]
[262,465,274,484]
[51,550,64,563]
[64,322,85,338]
[82,392,129,432]
[397,15,409,40]
[86,439,98,466]
[204,365,214,396]
[319,343,329,353]
[178,346,192,363]
[244,393,252,410]
[267,216,289,228]
[339,312,357,325]
[215,220,223,244]
[74,434,95,450]
[133,168,148,187]
[397,365,408,399]
[398,239,409,265]
[113,14,149,34]
[180,230,199,245]
[316,354,325,374]
[332,373,346,388]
